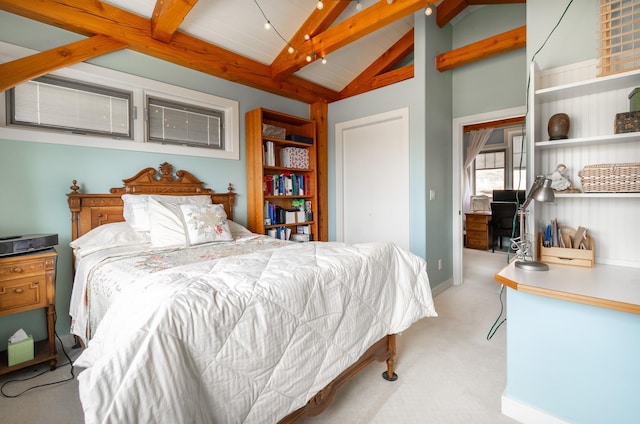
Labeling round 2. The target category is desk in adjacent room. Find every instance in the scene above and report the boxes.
[464,211,491,250]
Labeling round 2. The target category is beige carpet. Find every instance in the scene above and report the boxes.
[0,248,517,424]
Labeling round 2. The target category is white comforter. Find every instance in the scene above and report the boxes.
[74,240,436,424]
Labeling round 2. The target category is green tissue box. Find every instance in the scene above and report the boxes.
[8,335,34,367]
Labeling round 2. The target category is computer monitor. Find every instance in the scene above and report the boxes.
[492,189,526,205]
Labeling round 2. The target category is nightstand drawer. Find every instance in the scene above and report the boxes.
[0,257,48,281]
[0,277,47,313]
[466,220,488,231]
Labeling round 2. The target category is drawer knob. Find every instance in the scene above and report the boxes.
[11,267,23,273]
[14,288,24,294]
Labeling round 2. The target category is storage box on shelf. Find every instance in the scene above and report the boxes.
[538,226,594,268]
[246,108,318,241]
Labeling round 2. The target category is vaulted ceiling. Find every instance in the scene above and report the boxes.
[0,0,526,105]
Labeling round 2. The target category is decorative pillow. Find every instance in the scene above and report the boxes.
[179,204,233,245]
[122,194,212,231]
[70,222,150,258]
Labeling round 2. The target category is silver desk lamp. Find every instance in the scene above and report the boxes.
[512,175,555,271]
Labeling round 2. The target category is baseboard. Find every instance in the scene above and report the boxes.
[501,394,569,424]
[431,278,453,297]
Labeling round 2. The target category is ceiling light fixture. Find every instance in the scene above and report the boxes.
[356,0,362,11]
[264,20,271,30]
[316,0,324,10]
[425,4,433,16]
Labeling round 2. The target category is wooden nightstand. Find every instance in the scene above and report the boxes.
[0,249,57,374]
[465,212,492,250]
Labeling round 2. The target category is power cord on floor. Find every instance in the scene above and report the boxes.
[1,320,76,398]
[486,284,507,341]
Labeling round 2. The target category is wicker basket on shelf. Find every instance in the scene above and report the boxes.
[578,163,640,192]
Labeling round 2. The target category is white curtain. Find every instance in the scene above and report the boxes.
[463,128,494,215]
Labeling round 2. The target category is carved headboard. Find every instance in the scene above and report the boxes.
[68,162,236,241]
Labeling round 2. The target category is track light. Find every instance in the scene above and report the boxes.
[288,45,294,54]
[356,0,362,11]
[387,0,393,4]
[306,54,313,62]
[316,0,323,10]
[321,57,327,64]
[264,21,271,30]
[425,4,433,16]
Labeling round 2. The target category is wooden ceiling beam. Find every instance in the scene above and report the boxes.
[341,64,414,99]
[0,0,340,104]
[271,0,349,79]
[151,0,198,43]
[275,0,429,74]
[0,35,128,92]
[436,0,526,28]
[436,25,525,71]
[340,28,414,99]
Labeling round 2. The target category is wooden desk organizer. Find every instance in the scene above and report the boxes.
[538,226,595,268]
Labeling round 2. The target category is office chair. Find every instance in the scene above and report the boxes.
[490,201,519,252]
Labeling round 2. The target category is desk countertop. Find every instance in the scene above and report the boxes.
[495,261,640,315]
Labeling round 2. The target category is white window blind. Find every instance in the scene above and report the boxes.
[10,76,131,137]
[147,97,224,149]
[599,0,640,76]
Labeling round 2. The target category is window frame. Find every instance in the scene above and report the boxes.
[7,74,134,139]
[0,42,239,160]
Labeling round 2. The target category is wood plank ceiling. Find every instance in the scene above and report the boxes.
[0,0,525,105]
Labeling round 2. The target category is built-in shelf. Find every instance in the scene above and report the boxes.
[535,67,640,102]
[554,192,640,198]
[536,132,640,149]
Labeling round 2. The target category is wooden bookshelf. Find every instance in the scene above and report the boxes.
[246,108,318,241]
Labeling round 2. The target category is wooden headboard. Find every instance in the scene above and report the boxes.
[68,162,236,241]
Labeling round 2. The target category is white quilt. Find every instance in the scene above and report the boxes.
[74,240,436,424]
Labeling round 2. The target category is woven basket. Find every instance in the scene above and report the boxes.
[579,163,640,192]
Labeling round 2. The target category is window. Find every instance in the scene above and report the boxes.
[147,97,224,149]
[0,41,240,160]
[8,76,132,138]
[474,151,506,197]
[471,126,526,197]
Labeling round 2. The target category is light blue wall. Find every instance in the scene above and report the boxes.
[507,289,640,423]
[452,5,527,118]
[327,13,453,287]
[0,12,309,347]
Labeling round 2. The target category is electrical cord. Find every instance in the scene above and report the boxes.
[1,314,76,398]
[487,0,575,341]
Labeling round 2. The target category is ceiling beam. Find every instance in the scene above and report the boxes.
[436,0,526,28]
[435,25,526,71]
[151,0,198,42]
[275,0,429,74]
[0,0,340,104]
[342,64,414,99]
[271,0,349,79]
[340,28,415,99]
[0,35,128,92]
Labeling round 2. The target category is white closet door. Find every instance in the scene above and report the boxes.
[336,108,410,250]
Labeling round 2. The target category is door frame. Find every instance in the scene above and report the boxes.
[452,106,526,285]
[335,107,410,245]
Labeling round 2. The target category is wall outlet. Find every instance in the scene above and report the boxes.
[438,259,443,270]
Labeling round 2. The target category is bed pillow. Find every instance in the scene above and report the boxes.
[148,198,188,247]
[179,204,233,245]
[227,220,255,238]
[70,222,150,258]
[122,194,212,232]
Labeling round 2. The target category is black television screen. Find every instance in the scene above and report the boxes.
[492,189,526,205]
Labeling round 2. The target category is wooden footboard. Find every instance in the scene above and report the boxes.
[278,334,397,423]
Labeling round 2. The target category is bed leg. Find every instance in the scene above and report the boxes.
[381,334,398,381]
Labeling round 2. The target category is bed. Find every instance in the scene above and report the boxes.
[67,162,437,424]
